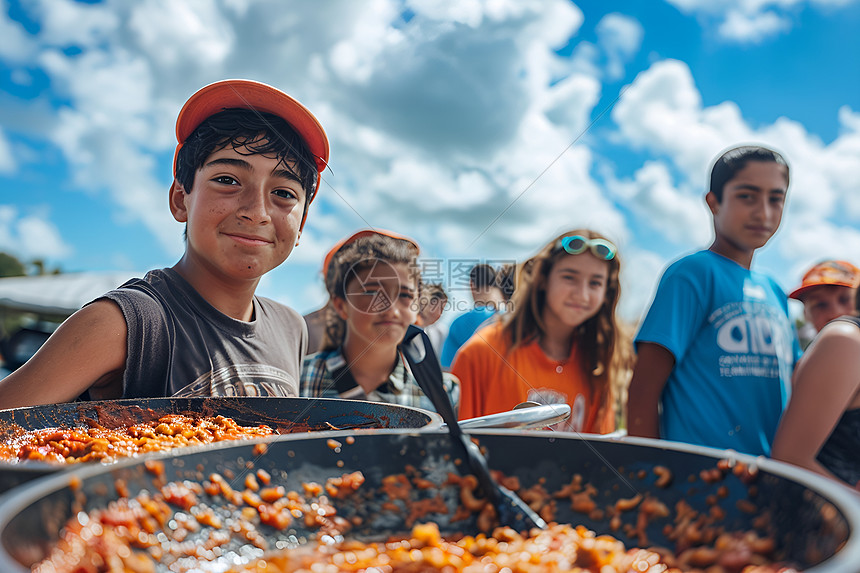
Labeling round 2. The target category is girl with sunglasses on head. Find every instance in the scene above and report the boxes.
[300,231,459,414]
[450,229,627,433]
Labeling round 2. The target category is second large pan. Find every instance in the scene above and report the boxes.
[1,430,859,572]
[0,396,441,493]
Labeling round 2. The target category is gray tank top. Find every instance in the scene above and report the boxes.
[98,268,306,398]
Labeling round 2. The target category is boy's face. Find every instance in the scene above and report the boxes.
[802,285,856,332]
[707,161,788,255]
[169,142,306,283]
[420,295,445,326]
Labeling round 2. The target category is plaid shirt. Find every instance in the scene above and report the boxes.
[300,348,460,415]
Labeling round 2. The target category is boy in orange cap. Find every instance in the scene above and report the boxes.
[789,260,860,334]
[0,79,329,407]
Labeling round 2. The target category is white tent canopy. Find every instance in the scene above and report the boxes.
[0,271,144,317]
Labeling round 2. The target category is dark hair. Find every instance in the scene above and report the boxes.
[495,263,516,302]
[709,145,789,202]
[469,263,496,290]
[422,282,448,302]
[175,109,319,203]
[416,282,448,323]
[321,234,420,351]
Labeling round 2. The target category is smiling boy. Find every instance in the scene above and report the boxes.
[627,146,800,456]
[0,80,329,407]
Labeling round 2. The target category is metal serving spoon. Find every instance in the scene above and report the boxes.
[448,402,571,431]
[399,324,547,532]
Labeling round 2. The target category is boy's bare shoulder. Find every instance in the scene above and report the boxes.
[0,300,128,407]
[37,300,128,369]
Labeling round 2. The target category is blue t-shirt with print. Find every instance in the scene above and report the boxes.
[635,250,799,456]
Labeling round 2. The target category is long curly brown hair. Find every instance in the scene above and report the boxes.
[502,229,624,419]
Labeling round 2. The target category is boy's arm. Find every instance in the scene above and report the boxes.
[626,342,675,439]
[0,300,128,408]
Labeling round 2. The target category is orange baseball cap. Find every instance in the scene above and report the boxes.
[789,260,860,300]
[322,229,420,279]
[172,79,329,232]
[174,79,328,172]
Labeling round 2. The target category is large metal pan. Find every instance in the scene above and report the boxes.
[0,396,441,493]
[1,430,858,572]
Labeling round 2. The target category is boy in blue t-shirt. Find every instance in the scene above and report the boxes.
[627,145,800,456]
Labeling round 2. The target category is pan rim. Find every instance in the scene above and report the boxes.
[0,430,858,573]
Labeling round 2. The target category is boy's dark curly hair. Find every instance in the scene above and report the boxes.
[175,108,319,205]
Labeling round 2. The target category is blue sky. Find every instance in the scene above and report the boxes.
[1,0,859,324]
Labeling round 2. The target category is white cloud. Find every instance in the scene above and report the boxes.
[783,217,860,264]
[664,0,859,43]
[0,206,15,247]
[1,0,598,280]
[612,60,751,177]
[543,73,602,139]
[567,41,601,78]
[127,0,234,72]
[29,0,119,48]
[0,3,37,62]
[407,0,488,27]
[717,9,791,43]
[610,58,860,296]
[3,0,856,319]
[16,216,72,259]
[618,247,669,324]
[606,161,712,246]
[0,206,73,260]
[281,0,602,268]
[829,107,860,217]
[595,13,644,80]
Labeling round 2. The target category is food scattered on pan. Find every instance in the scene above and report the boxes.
[0,414,277,463]
[34,448,799,572]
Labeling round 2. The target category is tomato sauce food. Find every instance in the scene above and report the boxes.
[0,414,276,463]
[32,458,799,573]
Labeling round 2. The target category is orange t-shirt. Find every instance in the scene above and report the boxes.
[451,322,614,434]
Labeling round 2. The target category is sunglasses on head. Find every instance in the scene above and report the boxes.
[556,235,617,261]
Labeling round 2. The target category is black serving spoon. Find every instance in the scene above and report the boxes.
[399,324,547,532]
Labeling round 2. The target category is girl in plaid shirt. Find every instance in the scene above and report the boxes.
[300,231,459,414]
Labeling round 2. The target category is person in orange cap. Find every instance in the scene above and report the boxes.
[0,79,329,407]
[304,228,419,355]
[300,230,459,414]
[789,260,860,334]
[774,269,860,488]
